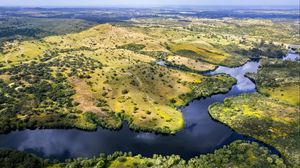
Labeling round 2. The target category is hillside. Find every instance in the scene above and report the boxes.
[0,24,236,134]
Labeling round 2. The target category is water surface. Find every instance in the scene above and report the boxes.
[283,51,300,61]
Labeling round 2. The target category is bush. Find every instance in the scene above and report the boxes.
[121,89,129,94]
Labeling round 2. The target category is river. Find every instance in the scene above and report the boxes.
[0,52,298,161]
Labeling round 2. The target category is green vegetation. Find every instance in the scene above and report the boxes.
[0,60,118,133]
[169,43,248,67]
[166,56,217,72]
[208,59,300,167]
[246,59,300,106]
[0,17,93,43]
[209,93,300,166]
[140,51,169,59]
[0,9,299,167]
[188,141,286,168]
[225,41,287,59]
[131,17,298,69]
[179,74,236,105]
[184,19,299,45]
[0,24,237,134]
[117,43,146,52]
[0,149,46,168]
[0,140,286,168]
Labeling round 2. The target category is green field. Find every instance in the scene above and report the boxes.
[209,93,300,166]
[246,59,300,106]
[209,58,300,167]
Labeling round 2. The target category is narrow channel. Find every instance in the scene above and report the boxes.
[0,52,298,161]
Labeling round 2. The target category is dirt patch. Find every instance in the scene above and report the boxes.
[69,77,106,116]
[0,74,11,82]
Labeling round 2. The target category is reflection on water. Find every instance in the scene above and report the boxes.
[283,52,300,61]
[210,61,259,91]
[0,60,277,161]
[155,60,166,66]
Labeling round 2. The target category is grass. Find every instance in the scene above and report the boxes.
[247,59,300,106]
[69,77,121,129]
[0,17,296,134]
[0,24,237,134]
[260,84,300,106]
[167,55,217,72]
[169,42,248,67]
[209,93,300,166]
[108,156,146,168]
[0,40,48,67]
[131,17,298,66]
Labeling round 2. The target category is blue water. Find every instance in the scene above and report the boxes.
[2,53,298,160]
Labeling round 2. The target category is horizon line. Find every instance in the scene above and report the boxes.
[0,5,299,8]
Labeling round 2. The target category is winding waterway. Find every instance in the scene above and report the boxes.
[0,53,298,161]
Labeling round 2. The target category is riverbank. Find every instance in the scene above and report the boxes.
[0,60,266,161]
[1,53,297,164]
[208,56,300,166]
[0,140,286,168]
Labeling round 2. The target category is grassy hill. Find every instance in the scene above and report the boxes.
[0,24,237,134]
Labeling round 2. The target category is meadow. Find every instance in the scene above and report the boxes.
[246,59,300,106]
[209,59,300,166]
[0,24,237,134]
[209,93,300,166]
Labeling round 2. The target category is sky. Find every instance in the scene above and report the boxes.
[0,0,299,7]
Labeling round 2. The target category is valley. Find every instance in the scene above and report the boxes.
[0,6,299,168]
